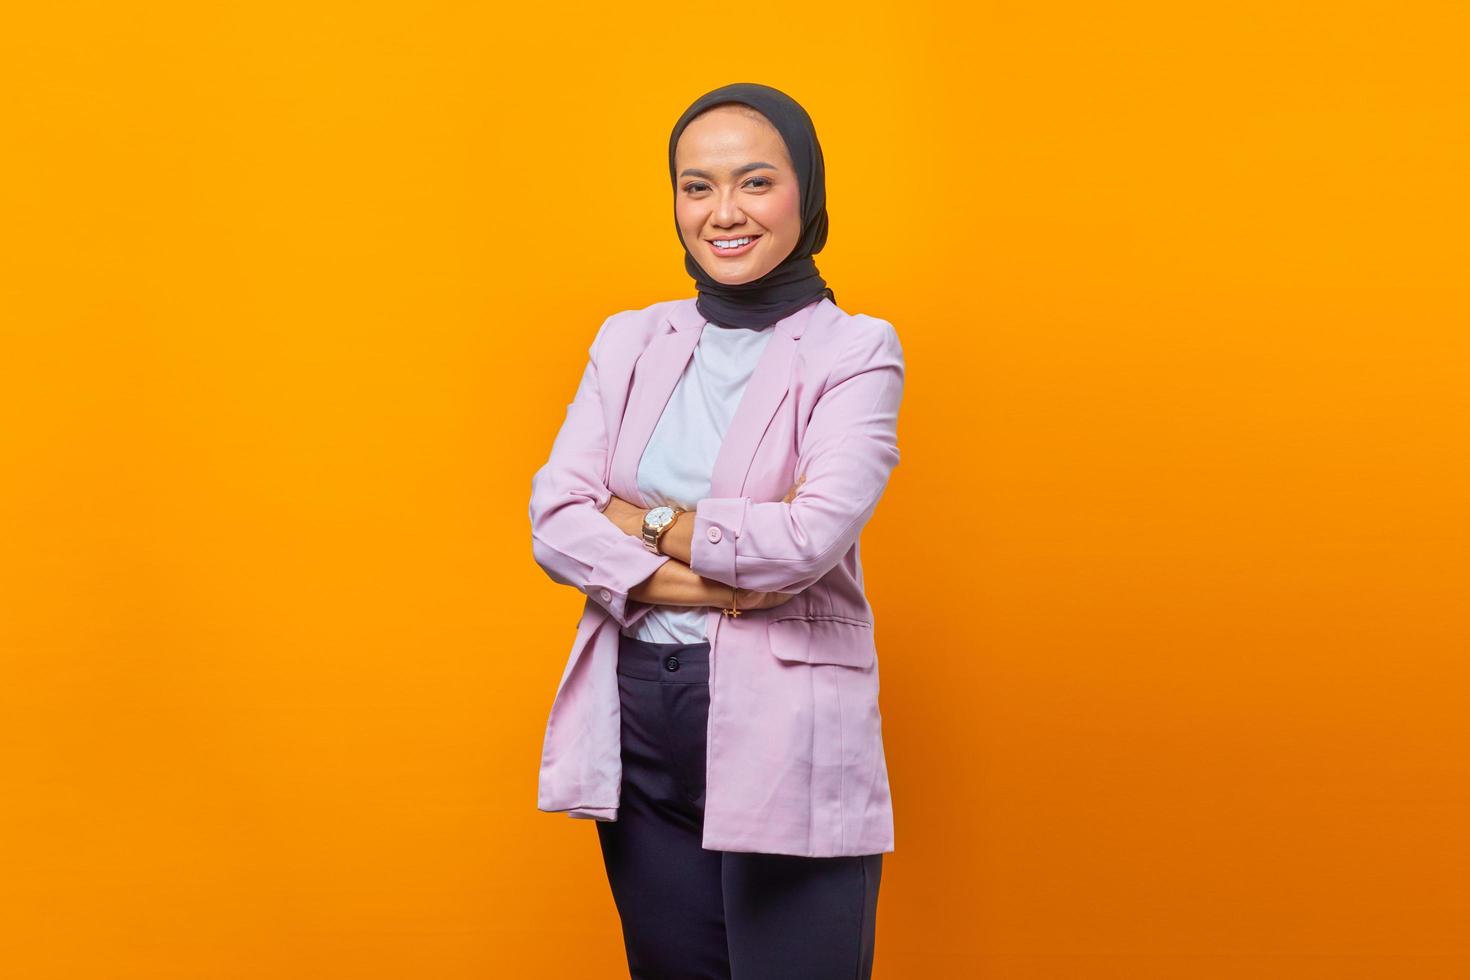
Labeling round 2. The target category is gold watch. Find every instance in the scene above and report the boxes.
[641,505,684,555]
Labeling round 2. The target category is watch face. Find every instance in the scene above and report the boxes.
[646,506,676,528]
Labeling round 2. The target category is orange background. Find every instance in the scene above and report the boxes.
[3,2,1467,977]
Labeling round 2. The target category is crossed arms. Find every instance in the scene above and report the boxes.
[528,313,904,630]
[597,479,806,620]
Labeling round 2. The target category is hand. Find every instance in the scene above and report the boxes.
[749,590,797,610]
[722,588,797,612]
[782,474,806,503]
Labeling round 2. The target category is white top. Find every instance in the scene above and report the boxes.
[621,322,777,644]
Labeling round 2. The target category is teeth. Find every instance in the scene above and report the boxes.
[714,237,753,248]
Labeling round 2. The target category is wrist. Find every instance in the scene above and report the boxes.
[640,505,685,554]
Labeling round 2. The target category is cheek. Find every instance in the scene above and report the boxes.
[764,186,802,235]
[675,200,703,239]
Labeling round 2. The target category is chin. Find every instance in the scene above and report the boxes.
[701,262,774,285]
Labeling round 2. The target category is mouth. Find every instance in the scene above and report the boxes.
[704,233,763,258]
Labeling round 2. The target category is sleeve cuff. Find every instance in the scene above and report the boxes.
[583,530,672,627]
[566,806,617,821]
[690,497,748,587]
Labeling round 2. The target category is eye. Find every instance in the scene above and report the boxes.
[682,177,773,194]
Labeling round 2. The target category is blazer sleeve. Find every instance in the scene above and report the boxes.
[529,315,671,629]
[688,318,905,595]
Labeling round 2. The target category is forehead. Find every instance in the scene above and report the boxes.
[675,107,790,169]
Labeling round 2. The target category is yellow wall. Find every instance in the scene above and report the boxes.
[2,2,1466,977]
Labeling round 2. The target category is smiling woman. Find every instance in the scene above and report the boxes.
[678,150,781,258]
[529,82,898,980]
[669,89,837,330]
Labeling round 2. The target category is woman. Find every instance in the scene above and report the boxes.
[529,82,904,980]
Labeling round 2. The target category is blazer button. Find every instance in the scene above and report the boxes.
[664,656,680,671]
[707,527,722,543]
[599,589,612,601]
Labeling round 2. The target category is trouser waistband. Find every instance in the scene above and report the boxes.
[617,633,711,682]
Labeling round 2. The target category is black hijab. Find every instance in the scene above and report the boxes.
[668,82,834,331]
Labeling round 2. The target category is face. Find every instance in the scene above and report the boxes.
[674,105,802,285]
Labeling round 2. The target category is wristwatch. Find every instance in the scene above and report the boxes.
[641,505,685,555]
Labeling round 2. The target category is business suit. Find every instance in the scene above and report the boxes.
[529,294,904,859]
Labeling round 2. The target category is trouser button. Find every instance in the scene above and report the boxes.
[664,655,680,672]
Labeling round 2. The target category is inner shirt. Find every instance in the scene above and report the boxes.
[621,322,777,644]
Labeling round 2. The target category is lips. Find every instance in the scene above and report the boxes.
[705,234,762,258]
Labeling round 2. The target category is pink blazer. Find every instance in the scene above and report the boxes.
[529,295,904,857]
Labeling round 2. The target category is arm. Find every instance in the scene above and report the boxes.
[528,315,670,629]
[601,498,801,613]
[686,318,905,595]
[628,556,731,607]
[629,474,803,569]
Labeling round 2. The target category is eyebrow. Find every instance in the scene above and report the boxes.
[678,161,778,179]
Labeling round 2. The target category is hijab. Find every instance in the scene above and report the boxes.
[668,82,835,331]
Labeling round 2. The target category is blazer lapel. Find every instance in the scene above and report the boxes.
[707,322,797,499]
[609,304,703,503]
[611,297,820,505]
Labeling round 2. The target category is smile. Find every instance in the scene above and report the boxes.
[706,234,762,257]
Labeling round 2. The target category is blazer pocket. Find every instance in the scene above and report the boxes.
[767,615,877,669]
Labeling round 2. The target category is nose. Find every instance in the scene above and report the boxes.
[711,189,747,229]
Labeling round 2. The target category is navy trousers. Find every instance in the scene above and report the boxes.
[596,634,883,980]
